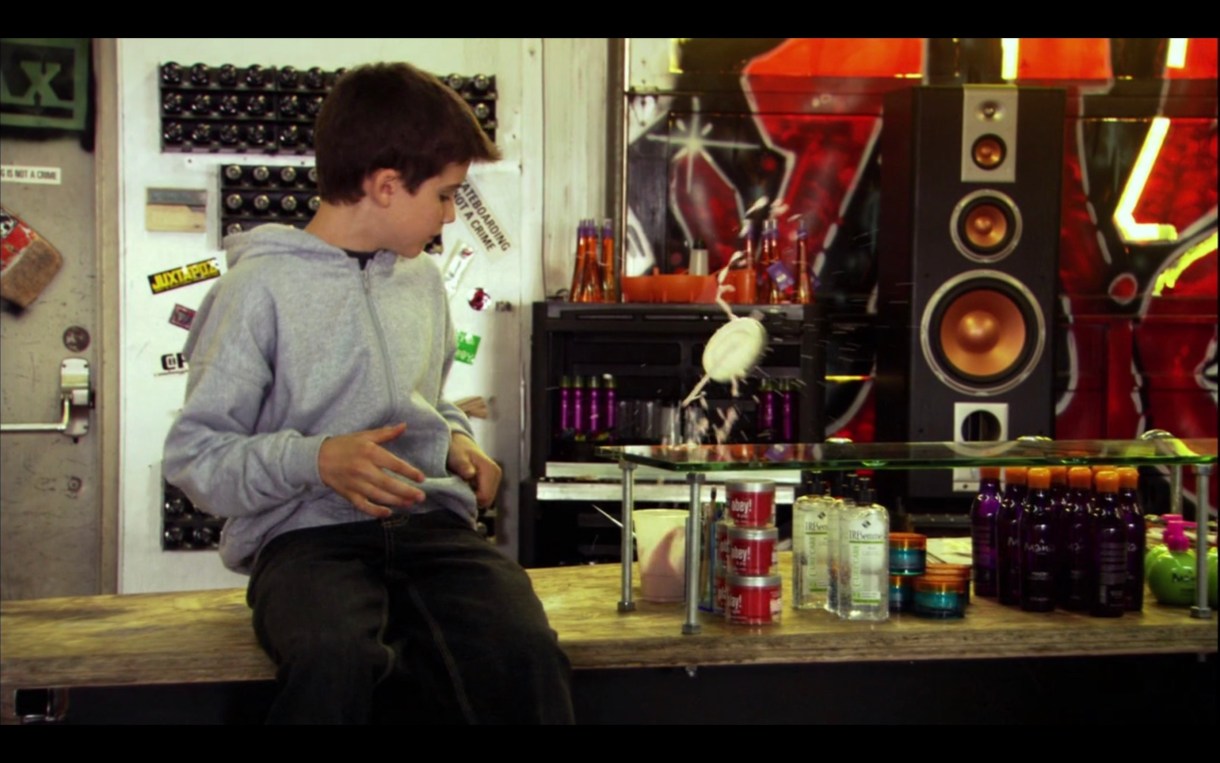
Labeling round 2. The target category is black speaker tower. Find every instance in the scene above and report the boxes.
[877,85,1065,502]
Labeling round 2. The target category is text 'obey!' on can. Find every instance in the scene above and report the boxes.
[726,525,779,576]
[726,479,776,528]
[726,574,782,625]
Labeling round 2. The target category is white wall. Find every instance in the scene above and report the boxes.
[115,38,550,592]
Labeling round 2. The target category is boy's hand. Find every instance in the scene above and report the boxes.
[318,423,426,518]
[447,431,502,508]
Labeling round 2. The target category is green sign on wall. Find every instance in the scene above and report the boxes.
[1,38,90,131]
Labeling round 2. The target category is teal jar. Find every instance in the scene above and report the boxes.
[889,532,927,576]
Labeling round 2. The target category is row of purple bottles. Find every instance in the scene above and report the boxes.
[558,374,616,441]
[972,466,1145,616]
[756,378,800,442]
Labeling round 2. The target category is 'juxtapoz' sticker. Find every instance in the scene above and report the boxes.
[148,258,220,295]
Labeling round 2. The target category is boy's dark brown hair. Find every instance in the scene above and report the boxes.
[314,62,501,203]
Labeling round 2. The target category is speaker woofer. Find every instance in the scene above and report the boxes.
[971,134,1007,170]
[920,270,1045,396]
[950,189,1021,262]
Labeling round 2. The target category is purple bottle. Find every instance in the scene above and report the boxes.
[572,376,585,441]
[1090,470,1127,618]
[757,379,776,442]
[586,375,601,439]
[970,466,1003,597]
[996,467,1028,606]
[603,374,617,443]
[1058,466,1094,611]
[779,379,795,442]
[1117,467,1146,611]
[559,375,573,436]
[1020,468,1058,612]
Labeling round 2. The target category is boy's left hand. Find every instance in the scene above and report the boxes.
[447,431,502,508]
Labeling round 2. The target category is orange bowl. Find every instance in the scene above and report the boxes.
[653,275,718,303]
[620,276,656,303]
[716,269,757,304]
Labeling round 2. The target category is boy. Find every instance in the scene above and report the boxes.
[163,62,574,724]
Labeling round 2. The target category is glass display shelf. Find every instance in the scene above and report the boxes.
[596,438,1217,634]
[596,438,1217,472]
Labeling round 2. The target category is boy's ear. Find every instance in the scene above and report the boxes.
[363,169,402,207]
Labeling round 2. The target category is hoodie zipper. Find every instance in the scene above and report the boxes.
[362,259,400,418]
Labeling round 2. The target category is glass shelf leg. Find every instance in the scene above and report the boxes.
[618,460,637,612]
[683,473,705,635]
[1191,463,1212,620]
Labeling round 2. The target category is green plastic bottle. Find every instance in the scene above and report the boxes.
[1146,523,1196,607]
[1144,516,1184,581]
[1208,546,1217,608]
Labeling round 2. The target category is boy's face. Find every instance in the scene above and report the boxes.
[387,161,469,258]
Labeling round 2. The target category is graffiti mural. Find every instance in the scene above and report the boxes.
[625,38,1217,508]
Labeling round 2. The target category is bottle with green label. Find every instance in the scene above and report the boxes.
[842,479,889,622]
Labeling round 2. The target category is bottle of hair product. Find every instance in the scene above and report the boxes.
[793,482,833,610]
[996,467,1028,606]
[1090,470,1127,618]
[826,474,856,615]
[1116,467,1146,611]
[1147,522,1197,607]
[1145,515,1184,578]
[1048,466,1069,510]
[602,374,617,443]
[586,375,601,440]
[739,220,758,304]
[795,220,813,305]
[971,466,1003,597]
[842,480,889,622]
[571,375,585,442]
[779,379,796,442]
[1059,466,1094,611]
[569,220,587,301]
[756,378,776,443]
[1020,467,1058,612]
[580,222,604,303]
[558,375,573,440]
[601,219,618,302]
[1208,546,1217,608]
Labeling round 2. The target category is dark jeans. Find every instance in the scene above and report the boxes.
[247,511,574,724]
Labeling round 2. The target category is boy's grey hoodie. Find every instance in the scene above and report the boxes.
[163,224,478,574]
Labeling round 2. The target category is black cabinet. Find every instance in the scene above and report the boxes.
[519,301,825,566]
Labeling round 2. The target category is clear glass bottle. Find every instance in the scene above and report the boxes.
[842,481,889,622]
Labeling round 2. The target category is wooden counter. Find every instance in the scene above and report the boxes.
[2,557,1215,721]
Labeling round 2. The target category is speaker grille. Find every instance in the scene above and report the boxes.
[951,189,1022,262]
[921,270,1046,396]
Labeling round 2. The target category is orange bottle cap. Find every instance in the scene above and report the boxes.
[1069,466,1092,488]
[1004,467,1028,484]
[1117,467,1139,489]
[1049,466,1067,485]
[1028,467,1051,489]
[979,466,1001,480]
[1095,470,1119,493]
